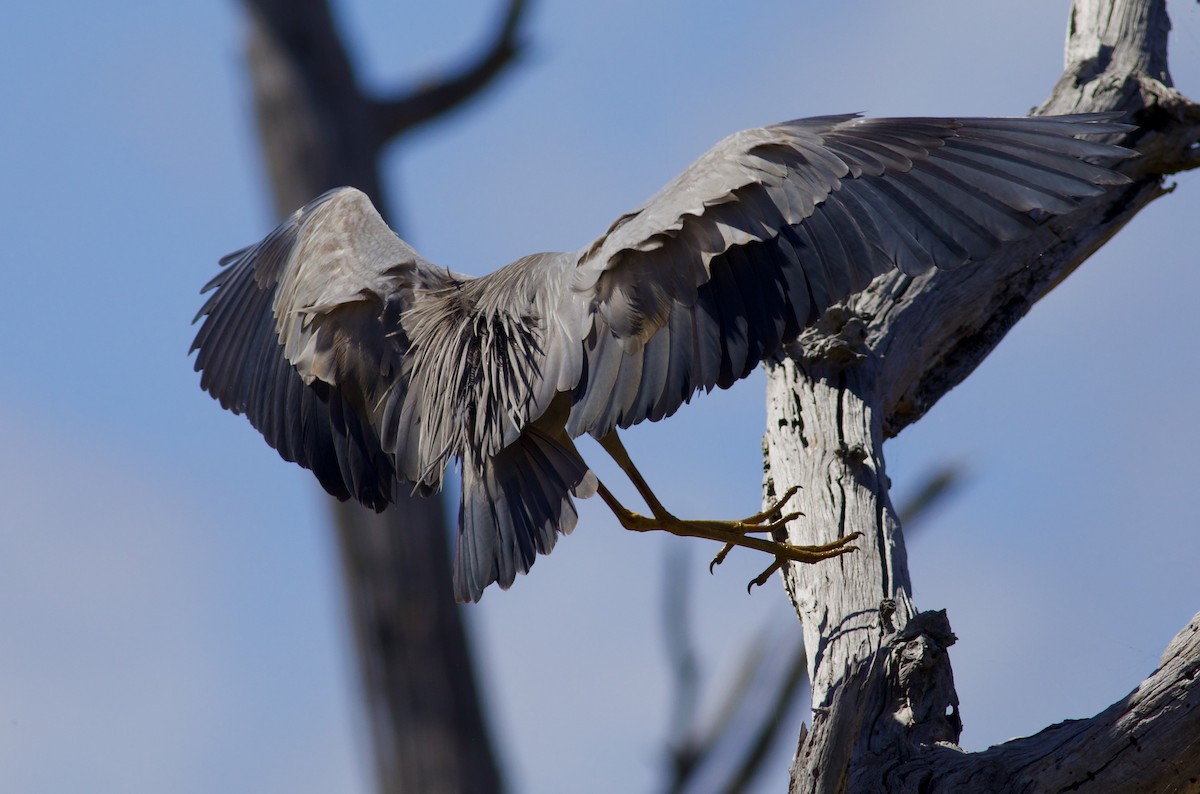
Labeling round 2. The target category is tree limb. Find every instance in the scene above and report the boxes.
[369,0,530,141]
[815,609,1200,793]
[761,1,1200,790]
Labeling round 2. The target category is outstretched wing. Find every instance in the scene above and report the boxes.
[191,187,452,509]
[565,114,1132,436]
[193,188,598,602]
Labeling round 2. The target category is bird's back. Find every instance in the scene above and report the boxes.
[386,251,579,486]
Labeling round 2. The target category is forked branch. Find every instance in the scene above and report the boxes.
[768,1,1200,791]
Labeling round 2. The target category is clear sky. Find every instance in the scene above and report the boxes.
[2,2,1198,793]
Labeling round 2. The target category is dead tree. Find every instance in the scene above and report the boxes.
[232,1,1198,791]
[237,1,529,791]
[769,1,1200,790]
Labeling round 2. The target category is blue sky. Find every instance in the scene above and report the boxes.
[2,2,1198,792]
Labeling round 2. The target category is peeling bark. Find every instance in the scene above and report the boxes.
[763,1,1200,791]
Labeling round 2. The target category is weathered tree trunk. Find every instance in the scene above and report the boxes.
[238,1,527,791]
[767,1,1200,791]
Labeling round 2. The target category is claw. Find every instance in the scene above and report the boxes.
[709,507,801,571]
[709,542,734,573]
[743,532,863,593]
[747,559,785,592]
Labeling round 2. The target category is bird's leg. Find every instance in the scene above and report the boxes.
[596,432,802,530]
[594,431,861,587]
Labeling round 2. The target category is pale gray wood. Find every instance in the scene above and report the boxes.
[763,1,1200,791]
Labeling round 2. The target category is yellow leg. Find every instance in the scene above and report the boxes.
[594,431,861,589]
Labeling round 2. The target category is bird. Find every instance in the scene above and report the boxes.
[192,113,1132,602]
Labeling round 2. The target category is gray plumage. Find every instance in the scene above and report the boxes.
[192,113,1131,602]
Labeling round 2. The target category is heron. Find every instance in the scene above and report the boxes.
[192,113,1131,602]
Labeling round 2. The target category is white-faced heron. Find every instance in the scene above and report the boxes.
[192,113,1131,602]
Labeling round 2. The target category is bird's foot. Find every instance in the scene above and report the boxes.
[603,482,860,585]
[733,484,804,529]
[739,531,863,593]
[707,484,803,571]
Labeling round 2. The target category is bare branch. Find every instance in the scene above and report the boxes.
[661,623,809,794]
[763,1,1200,790]
[798,609,1200,792]
[662,545,703,783]
[709,634,808,794]
[866,0,1200,441]
[369,0,531,142]
[897,464,965,528]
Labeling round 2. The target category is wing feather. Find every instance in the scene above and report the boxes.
[566,114,1133,438]
[454,420,592,602]
[191,186,451,506]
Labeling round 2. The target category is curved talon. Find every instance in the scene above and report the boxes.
[775,484,802,507]
[709,542,734,573]
[742,532,862,593]
[747,559,785,592]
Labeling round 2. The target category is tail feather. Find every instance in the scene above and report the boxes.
[454,427,594,603]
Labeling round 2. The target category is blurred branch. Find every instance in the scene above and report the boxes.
[370,0,530,141]
[706,632,808,794]
[662,545,702,784]
[897,463,965,528]
[238,1,533,791]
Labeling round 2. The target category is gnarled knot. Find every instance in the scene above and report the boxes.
[789,306,874,367]
[888,610,962,744]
